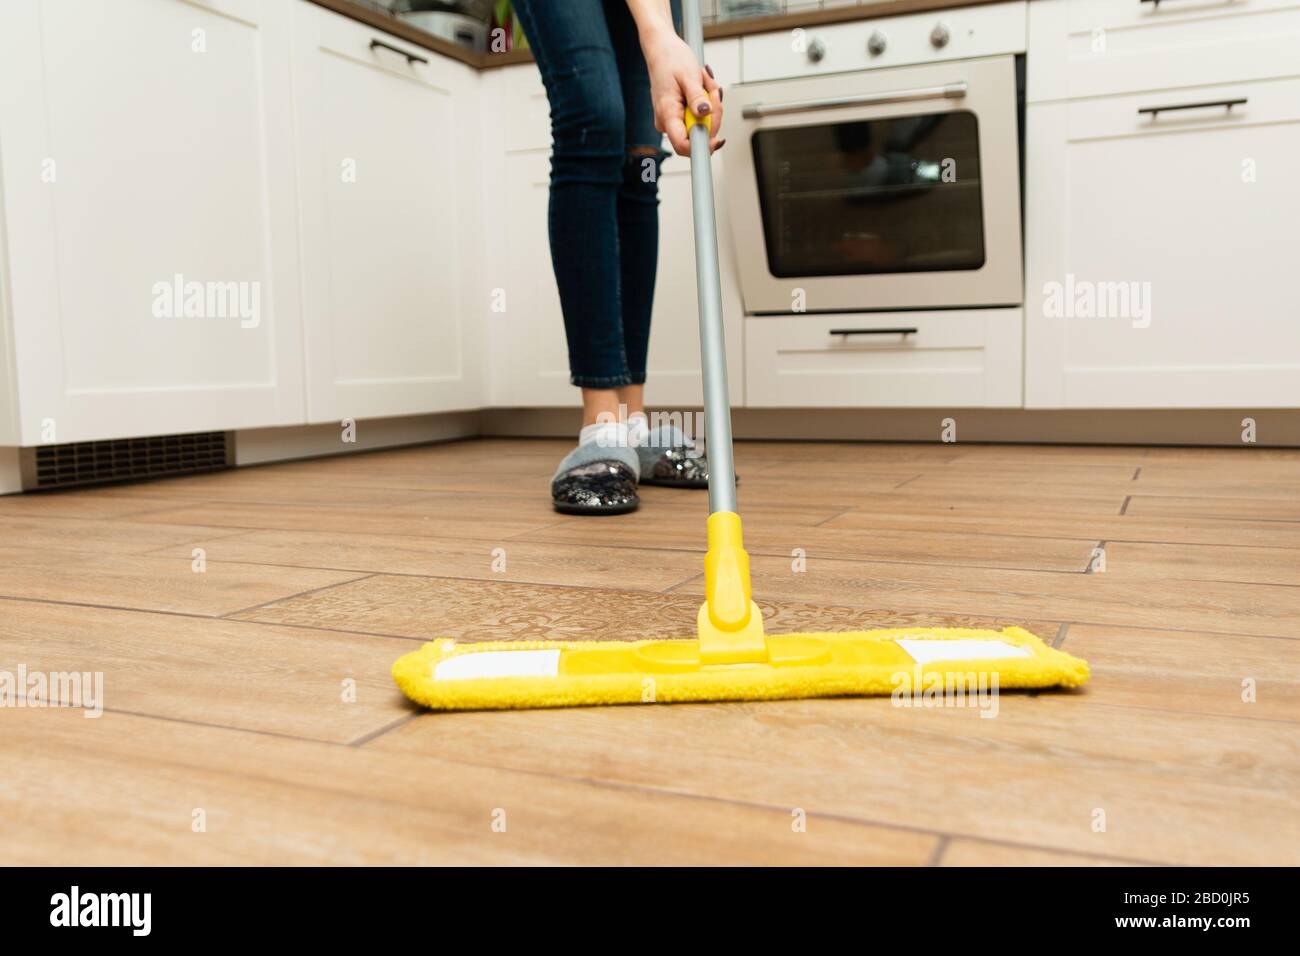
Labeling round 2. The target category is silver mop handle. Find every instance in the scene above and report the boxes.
[681,0,737,515]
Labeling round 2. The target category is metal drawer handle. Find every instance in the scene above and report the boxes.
[370,38,429,66]
[1138,97,1246,118]
[829,327,918,336]
[742,83,967,120]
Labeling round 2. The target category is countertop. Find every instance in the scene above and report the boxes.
[307,0,1015,70]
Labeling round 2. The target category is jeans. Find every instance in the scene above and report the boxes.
[511,0,680,388]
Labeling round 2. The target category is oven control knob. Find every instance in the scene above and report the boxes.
[930,22,951,49]
[867,30,887,57]
[806,36,827,63]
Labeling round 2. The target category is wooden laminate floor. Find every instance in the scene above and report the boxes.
[3,438,1298,865]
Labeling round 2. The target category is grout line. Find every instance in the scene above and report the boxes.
[349,712,420,747]
[218,573,378,619]
[926,834,951,867]
[1119,495,1132,515]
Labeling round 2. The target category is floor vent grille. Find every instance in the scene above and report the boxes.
[29,432,231,490]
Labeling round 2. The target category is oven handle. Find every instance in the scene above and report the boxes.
[829,327,919,337]
[741,82,968,120]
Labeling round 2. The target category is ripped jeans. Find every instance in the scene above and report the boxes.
[510,0,680,387]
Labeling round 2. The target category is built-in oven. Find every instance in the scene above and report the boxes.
[725,54,1023,314]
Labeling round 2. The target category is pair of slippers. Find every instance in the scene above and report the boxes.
[551,425,712,515]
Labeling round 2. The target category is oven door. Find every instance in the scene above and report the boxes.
[724,55,1023,313]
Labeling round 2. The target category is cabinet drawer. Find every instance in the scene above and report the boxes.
[740,2,1026,85]
[1065,74,1300,139]
[744,311,1022,408]
[1029,0,1300,101]
[309,1,459,90]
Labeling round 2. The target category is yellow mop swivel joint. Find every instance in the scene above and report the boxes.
[389,0,1090,712]
[698,512,767,665]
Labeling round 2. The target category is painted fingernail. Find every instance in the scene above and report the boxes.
[697,102,711,115]
[717,138,727,150]
[705,64,715,79]
[719,87,724,101]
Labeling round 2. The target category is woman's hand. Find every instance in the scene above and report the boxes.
[640,31,724,156]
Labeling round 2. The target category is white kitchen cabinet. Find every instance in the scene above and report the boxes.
[489,40,745,411]
[0,0,307,445]
[291,0,483,423]
[746,310,1023,408]
[1024,77,1300,408]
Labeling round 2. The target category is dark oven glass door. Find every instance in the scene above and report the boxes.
[751,110,985,279]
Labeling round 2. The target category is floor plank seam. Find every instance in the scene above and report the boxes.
[813,509,855,527]
[135,529,263,556]
[500,533,1102,574]
[664,572,703,594]
[926,834,951,867]
[348,713,420,747]
[1119,495,1132,515]
[218,573,379,619]
[1077,698,1300,728]
[0,591,439,642]
[1052,622,1071,649]
[80,705,356,746]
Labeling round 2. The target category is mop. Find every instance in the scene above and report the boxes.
[392,0,1089,710]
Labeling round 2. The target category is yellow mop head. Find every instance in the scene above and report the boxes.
[393,512,1088,711]
[392,625,1088,711]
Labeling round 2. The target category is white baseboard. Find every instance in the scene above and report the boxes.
[234,411,481,466]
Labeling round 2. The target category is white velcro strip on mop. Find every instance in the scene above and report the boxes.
[895,639,1033,665]
[434,649,561,681]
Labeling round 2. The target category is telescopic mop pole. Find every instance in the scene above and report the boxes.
[681,0,737,517]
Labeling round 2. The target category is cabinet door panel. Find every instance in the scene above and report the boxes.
[0,0,305,444]
[294,2,480,422]
[1025,79,1300,407]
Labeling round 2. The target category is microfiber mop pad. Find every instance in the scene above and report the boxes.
[392,626,1088,711]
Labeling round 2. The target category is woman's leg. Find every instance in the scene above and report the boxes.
[513,0,643,513]
[511,0,632,429]
[603,2,708,487]
[605,0,679,414]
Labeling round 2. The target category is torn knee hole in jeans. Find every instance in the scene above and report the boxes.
[625,146,665,182]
